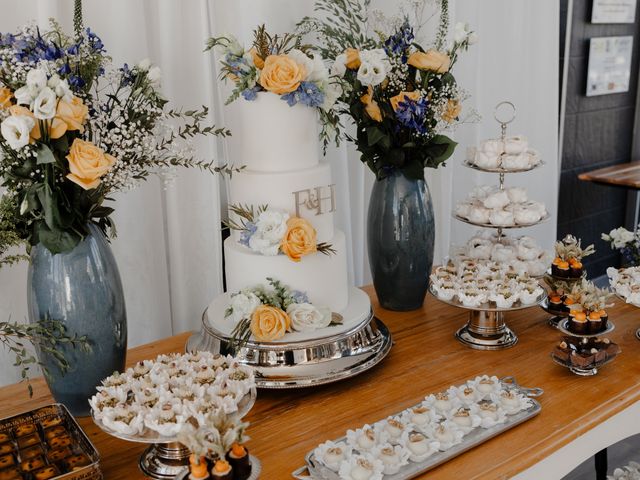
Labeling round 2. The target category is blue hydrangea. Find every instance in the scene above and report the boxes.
[290,290,310,304]
[395,96,429,134]
[384,20,414,62]
[239,222,257,247]
[241,87,260,101]
[280,81,324,108]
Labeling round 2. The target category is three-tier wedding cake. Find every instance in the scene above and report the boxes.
[205,92,372,343]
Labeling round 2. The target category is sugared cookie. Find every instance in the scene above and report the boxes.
[20,455,45,473]
[13,425,36,438]
[46,446,72,463]
[0,433,11,443]
[33,465,60,480]
[0,467,21,480]
[43,426,66,441]
[0,454,15,469]
[20,444,44,460]
[40,417,63,429]
[47,435,72,449]
[0,443,13,455]
[66,453,90,469]
[17,434,40,449]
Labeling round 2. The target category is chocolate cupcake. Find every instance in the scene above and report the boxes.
[598,309,608,327]
[211,459,233,480]
[587,311,603,334]
[562,297,576,313]
[187,454,209,480]
[551,257,562,276]
[549,295,563,312]
[226,443,251,479]
[569,259,583,278]
[568,312,588,334]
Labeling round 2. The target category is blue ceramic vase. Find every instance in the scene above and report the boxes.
[367,170,435,311]
[27,224,127,416]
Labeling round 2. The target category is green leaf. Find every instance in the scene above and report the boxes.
[367,126,386,147]
[430,134,458,163]
[402,161,426,181]
[36,145,56,165]
[36,222,80,254]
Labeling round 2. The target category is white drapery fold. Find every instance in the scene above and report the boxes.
[0,0,558,387]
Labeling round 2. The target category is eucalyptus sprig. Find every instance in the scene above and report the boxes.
[0,317,91,397]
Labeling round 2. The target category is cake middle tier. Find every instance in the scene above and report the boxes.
[228,162,336,244]
[224,230,349,313]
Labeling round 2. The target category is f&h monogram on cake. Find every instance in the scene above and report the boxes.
[293,184,337,217]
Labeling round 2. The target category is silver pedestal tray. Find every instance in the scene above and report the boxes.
[187,308,393,389]
[92,388,256,480]
[429,285,547,350]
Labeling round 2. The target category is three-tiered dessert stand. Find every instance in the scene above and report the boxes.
[445,102,548,350]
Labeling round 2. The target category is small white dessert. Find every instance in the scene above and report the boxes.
[516,237,542,261]
[473,375,501,397]
[502,152,530,170]
[513,205,542,225]
[483,190,511,210]
[404,405,439,430]
[467,238,493,260]
[379,417,406,444]
[489,209,515,226]
[504,135,528,154]
[520,285,544,305]
[101,405,145,436]
[506,187,528,204]
[477,402,508,428]
[474,150,502,169]
[338,454,385,480]
[403,432,439,462]
[489,289,519,309]
[455,202,473,219]
[450,407,481,433]
[467,205,492,224]
[372,444,410,475]
[314,441,351,472]
[458,289,487,308]
[346,426,383,452]
[479,138,505,155]
[498,390,531,415]
[455,385,479,405]
[428,392,456,414]
[491,243,517,263]
[431,421,465,451]
[434,281,458,301]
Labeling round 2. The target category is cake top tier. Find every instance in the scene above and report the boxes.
[233,89,320,173]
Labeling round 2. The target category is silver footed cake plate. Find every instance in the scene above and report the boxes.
[186,303,393,389]
[453,212,551,229]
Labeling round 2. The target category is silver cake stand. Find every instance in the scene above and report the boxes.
[187,308,392,389]
[552,319,618,376]
[92,389,256,479]
[447,101,547,350]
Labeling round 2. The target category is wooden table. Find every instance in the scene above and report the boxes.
[578,162,640,190]
[1,286,639,479]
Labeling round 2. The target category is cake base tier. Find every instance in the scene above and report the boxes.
[187,290,392,388]
[455,310,519,350]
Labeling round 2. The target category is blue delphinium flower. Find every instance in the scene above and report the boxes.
[120,63,134,86]
[239,222,257,247]
[280,81,324,108]
[384,20,414,62]
[0,33,16,47]
[395,96,429,134]
[68,75,86,89]
[241,86,260,101]
[85,28,105,52]
[291,290,310,304]
[58,63,71,75]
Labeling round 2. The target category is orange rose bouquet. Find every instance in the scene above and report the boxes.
[226,278,338,348]
[0,19,232,254]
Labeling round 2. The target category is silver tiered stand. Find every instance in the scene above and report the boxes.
[445,101,548,350]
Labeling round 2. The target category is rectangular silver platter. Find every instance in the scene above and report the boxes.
[295,381,541,480]
[0,403,101,479]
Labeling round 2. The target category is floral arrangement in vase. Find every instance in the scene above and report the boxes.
[299,0,476,180]
[225,204,335,262]
[226,278,341,345]
[0,20,233,254]
[206,25,341,148]
[602,225,640,267]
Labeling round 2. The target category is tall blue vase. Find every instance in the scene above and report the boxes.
[367,170,435,311]
[27,224,127,416]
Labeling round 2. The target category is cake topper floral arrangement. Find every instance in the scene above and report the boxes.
[0,16,233,254]
[226,277,342,347]
[206,25,341,149]
[299,0,477,180]
[224,203,335,262]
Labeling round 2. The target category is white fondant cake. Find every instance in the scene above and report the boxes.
[236,92,319,172]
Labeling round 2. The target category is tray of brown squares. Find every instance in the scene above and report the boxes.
[551,336,621,376]
[0,403,100,480]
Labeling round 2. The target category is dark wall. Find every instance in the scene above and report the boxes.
[559,0,640,277]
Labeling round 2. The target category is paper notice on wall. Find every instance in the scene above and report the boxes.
[586,36,633,96]
[592,0,637,23]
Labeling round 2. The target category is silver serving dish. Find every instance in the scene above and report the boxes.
[187,309,393,389]
[556,319,615,338]
[292,377,543,480]
[173,455,262,480]
[462,157,545,174]
[453,212,551,229]
[551,350,618,377]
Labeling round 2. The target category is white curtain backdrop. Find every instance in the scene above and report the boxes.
[0,0,558,387]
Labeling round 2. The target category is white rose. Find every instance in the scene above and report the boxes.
[307,54,328,83]
[1,115,35,150]
[287,49,314,81]
[454,22,470,43]
[330,53,347,77]
[287,303,331,332]
[32,87,57,120]
[13,85,38,106]
[147,66,162,84]
[26,68,47,90]
[357,49,388,86]
[137,58,152,71]
[228,291,261,323]
[48,76,72,101]
[253,209,289,244]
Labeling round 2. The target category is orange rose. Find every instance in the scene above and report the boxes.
[250,305,291,341]
[280,217,318,262]
[249,47,265,69]
[259,54,306,95]
[0,87,12,109]
[57,96,88,132]
[390,91,421,111]
[345,48,361,69]
[408,50,451,73]
[66,139,117,190]
[8,105,66,140]
[360,86,382,122]
[442,98,462,123]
